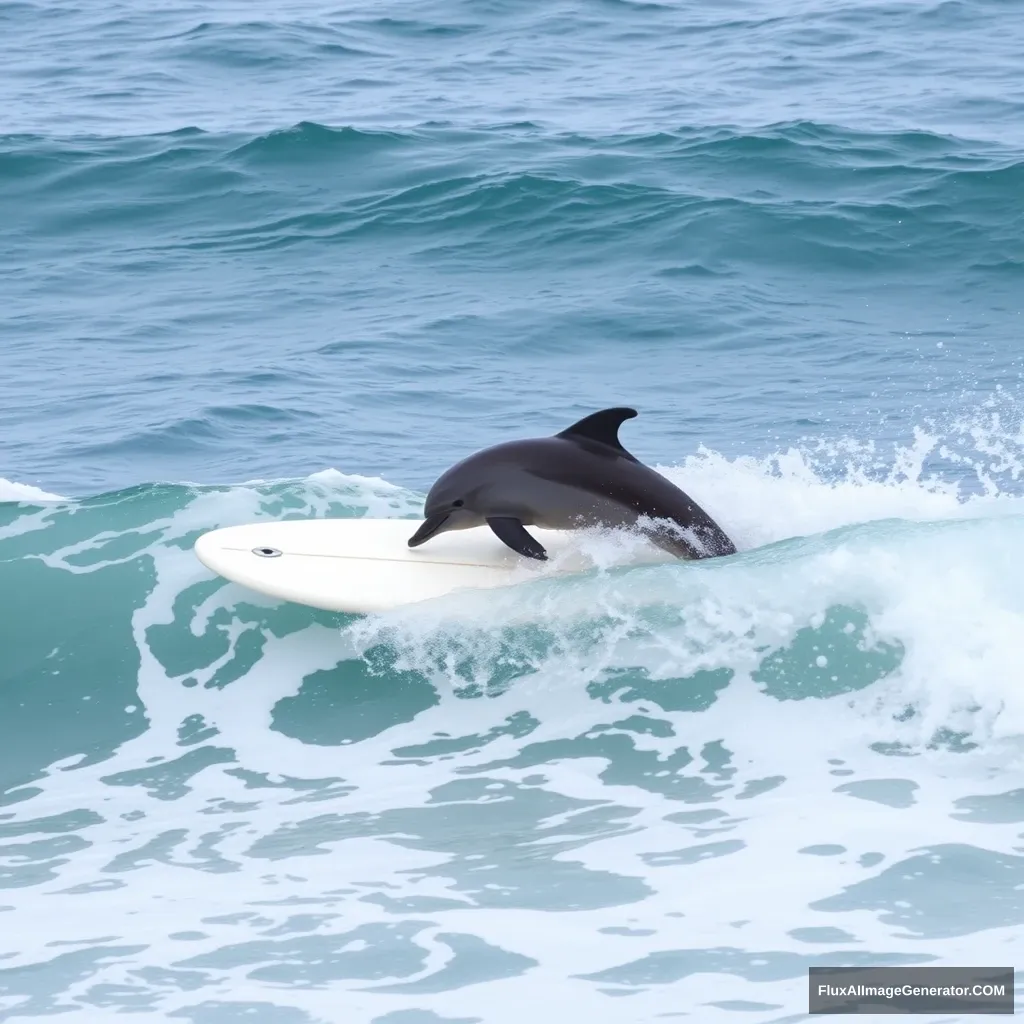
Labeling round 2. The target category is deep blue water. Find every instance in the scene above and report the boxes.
[2,1,1024,1022]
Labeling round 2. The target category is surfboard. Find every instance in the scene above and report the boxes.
[193,517,674,614]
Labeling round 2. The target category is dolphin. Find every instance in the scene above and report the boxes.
[407,407,736,561]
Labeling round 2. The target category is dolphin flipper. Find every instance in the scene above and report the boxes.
[486,517,548,561]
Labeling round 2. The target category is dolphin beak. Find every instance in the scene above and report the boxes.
[408,513,450,548]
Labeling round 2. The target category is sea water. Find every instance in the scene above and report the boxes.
[2,1,1024,1021]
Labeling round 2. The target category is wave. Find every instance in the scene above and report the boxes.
[0,477,67,503]
[2,120,1020,272]
[4,423,1024,773]
[3,439,1024,1019]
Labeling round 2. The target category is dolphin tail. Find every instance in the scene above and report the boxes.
[695,517,738,557]
[644,515,737,560]
[486,517,548,561]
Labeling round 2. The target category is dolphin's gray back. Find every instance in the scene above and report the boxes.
[476,437,735,557]
[483,460,636,530]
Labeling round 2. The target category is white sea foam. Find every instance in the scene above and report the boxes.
[0,476,67,503]
[3,440,1024,1022]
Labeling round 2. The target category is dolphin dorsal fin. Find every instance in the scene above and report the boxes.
[556,407,639,459]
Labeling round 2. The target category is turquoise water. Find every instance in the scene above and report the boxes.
[3,1,1024,1021]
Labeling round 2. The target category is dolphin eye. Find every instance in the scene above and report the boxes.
[453,499,465,508]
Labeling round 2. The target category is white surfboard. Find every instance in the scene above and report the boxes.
[194,517,674,614]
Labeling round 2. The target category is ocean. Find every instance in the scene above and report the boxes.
[2,1,1024,1021]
